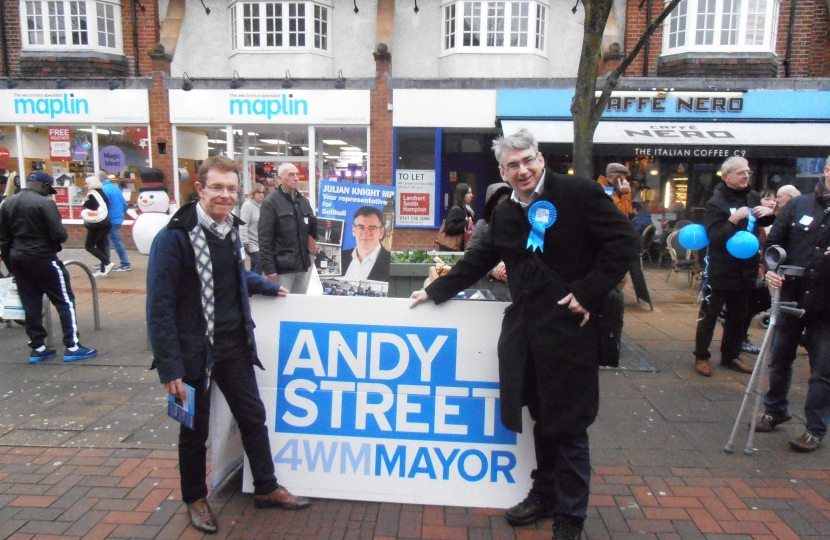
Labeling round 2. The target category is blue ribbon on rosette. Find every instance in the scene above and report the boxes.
[526,200,557,252]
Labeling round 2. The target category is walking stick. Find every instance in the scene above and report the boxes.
[725,247,805,455]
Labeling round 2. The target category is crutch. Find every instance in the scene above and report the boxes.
[725,247,805,455]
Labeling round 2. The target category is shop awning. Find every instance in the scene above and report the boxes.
[500,120,830,158]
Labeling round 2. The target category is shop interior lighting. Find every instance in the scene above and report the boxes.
[323,139,348,146]
[282,70,293,89]
[414,0,419,13]
[334,70,346,90]
[353,0,359,13]
[247,132,259,136]
[230,70,243,89]
[182,72,193,91]
[107,79,120,91]
[56,78,68,89]
[260,138,288,145]
[342,146,362,152]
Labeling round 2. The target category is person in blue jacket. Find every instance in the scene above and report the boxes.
[100,172,131,272]
[146,156,310,535]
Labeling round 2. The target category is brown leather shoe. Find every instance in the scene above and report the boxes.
[253,485,311,510]
[721,358,754,374]
[186,498,218,534]
[694,359,712,377]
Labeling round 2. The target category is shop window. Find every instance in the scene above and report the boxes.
[230,1,330,52]
[21,0,122,53]
[662,0,780,54]
[442,0,548,54]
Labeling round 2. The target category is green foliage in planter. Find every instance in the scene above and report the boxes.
[391,250,463,266]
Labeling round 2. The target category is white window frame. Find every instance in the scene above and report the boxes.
[229,0,332,54]
[441,0,549,56]
[21,0,123,53]
[661,0,780,55]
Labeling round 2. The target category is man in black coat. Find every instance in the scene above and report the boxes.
[410,130,636,540]
[754,157,830,453]
[259,163,317,293]
[693,157,774,377]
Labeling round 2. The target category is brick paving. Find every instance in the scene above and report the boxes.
[0,249,827,539]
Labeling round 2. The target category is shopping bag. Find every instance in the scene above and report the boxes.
[0,277,25,320]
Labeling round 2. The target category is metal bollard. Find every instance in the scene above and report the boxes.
[43,260,101,347]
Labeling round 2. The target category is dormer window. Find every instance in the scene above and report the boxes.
[230,1,330,52]
[442,1,548,54]
[663,0,780,54]
[21,0,122,53]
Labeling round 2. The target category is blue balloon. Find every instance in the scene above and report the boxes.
[678,224,709,250]
[727,231,760,259]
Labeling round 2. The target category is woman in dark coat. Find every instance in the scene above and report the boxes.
[440,182,474,251]
[465,182,512,301]
[82,175,113,277]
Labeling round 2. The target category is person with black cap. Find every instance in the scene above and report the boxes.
[0,171,97,363]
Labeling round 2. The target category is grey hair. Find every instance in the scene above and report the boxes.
[85,175,103,190]
[277,162,296,176]
[720,156,748,175]
[777,185,801,198]
[492,129,538,166]
[97,170,108,181]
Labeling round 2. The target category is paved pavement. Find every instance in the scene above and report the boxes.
[0,249,827,539]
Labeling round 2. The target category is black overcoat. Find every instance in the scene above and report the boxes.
[426,170,637,437]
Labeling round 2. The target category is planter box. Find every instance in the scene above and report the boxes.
[388,263,433,298]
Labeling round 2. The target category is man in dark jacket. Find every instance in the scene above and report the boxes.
[147,156,310,535]
[411,130,636,540]
[258,163,317,293]
[0,171,97,363]
[754,156,830,453]
[693,157,774,377]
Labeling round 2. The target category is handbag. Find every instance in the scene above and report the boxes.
[529,251,623,367]
[463,219,475,245]
[434,220,463,251]
[81,190,108,224]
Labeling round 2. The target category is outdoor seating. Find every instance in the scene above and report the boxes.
[639,224,656,265]
[665,231,698,288]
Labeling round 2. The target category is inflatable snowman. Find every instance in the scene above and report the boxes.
[131,168,172,254]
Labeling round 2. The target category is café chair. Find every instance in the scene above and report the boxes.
[665,231,697,289]
[639,224,657,265]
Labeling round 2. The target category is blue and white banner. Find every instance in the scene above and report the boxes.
[243,295,534,507]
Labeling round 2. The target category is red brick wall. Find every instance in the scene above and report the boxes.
[624,0,829,78]
[2,0,22,75]
[148,59,174,198]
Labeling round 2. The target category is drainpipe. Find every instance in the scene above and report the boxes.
[643,0,652,76]
[784,0,797,77]
[132,0,140,76]
[0,1,10,77]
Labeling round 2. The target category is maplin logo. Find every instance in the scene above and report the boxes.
[229,94,308,120]
[14,94,89,118]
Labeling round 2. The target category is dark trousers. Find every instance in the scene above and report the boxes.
[765,311,830,439]
[248,251,262,276]
[524,357,591,520]
[7,257,81,349]
[694,288,750,362]
[85,227,111,266]
[179,331,278,504]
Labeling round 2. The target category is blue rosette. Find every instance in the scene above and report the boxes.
[526,200,557,252]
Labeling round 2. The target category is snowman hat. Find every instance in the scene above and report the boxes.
[139,167,166,192]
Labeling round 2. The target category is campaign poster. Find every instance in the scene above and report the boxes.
[395,170,435,227]
[317,181,396,295]
[243,295,534,507]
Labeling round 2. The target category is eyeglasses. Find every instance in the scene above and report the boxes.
[502,154,539,172]
[205,185,239,195]
[730,169,754,178]
[354,225,382,232]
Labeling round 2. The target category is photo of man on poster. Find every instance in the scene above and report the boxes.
[340,206,391,282]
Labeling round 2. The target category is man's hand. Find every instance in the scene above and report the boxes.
[410,289,430,308]
[277,286,288,297]
[728,206,751,224]
[766,271,784,289]
[618,178,631,195]
[490,261,507,282]
[558,293,590,327]
[165,379,187,401]
[266,273,278,282]
[751,205,774,218]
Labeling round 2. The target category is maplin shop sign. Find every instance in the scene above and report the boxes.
[229,93,309,120]
[1,90,150,124]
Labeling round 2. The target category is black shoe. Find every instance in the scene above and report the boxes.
[505,495,551,526]
[553,515,584,540]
